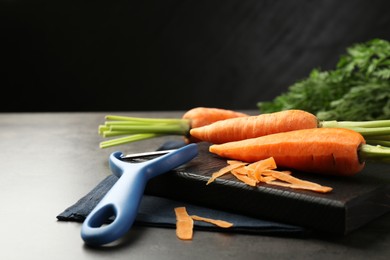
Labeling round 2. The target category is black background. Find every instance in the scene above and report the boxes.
[1,0,390,112]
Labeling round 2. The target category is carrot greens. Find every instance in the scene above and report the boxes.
[258,38,390,121]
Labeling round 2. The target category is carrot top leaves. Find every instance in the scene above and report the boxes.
[258,38,390,121]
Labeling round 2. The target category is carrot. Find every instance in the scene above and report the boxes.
[190,110,318,144]
[189,109,390,146]
[99,107,248,148]
[209,128,390,176]
[174,207,194,240]
[182,107,248,129]
[182,107,248,143]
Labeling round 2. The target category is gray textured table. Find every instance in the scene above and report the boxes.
[0,111,389,260]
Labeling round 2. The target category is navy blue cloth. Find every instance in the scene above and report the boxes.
[57,175,307,235]
[57,141,308,236]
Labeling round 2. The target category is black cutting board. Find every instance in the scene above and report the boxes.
[144,142,390,235]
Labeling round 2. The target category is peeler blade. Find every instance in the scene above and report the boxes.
[120,149,177,160]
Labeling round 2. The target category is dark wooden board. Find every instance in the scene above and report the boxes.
[144,142,390,235]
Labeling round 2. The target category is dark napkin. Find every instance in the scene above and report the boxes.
[57,141,308,236]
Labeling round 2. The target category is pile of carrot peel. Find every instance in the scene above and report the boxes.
[174,207,233,240]
[207,157,333,193]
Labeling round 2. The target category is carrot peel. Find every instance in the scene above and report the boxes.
[174,207,234,240]
[206,162,248,185]
[190,215,233,228]
[206,157,333,193]
[265,170,333,193]
[231,170,257,186]
[174,207,194,240]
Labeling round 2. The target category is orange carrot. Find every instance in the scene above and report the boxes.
[190,110,318,144]
[99,107,248,148]
[209,128,367,176]
[182,107,248,143]
[182,107,248,129]
[189,109,390,146]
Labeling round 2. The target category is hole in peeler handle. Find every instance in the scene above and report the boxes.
[88,204,117,228]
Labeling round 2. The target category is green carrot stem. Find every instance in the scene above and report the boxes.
[102,130,138,138]
[344,126,390,137]
[102,116,191,136]
[99,125,110,135]
[365,135,390,141]
[322,120,390,128]
[105,121,159,126]
[321,120,390,137]
[363,140,390,147]
[105,115,189,125]
[99,133,162,149]
[109,124,189,135]
[99,115,192,148]
[359,144,390,162]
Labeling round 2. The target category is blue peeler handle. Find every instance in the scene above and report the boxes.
[81,143,198,246]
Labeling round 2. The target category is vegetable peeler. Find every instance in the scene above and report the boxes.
[81,143,198,246]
